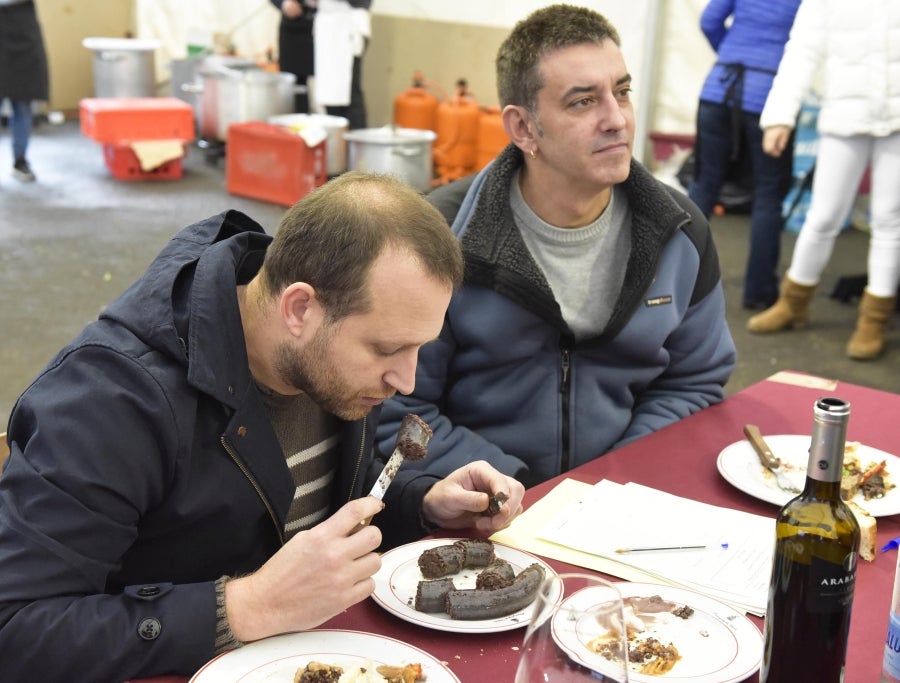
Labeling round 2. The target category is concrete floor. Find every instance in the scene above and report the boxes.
[1,119,898,431]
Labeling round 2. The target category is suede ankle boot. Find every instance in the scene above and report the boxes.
[747,276,817,334]
[846,290,896,360]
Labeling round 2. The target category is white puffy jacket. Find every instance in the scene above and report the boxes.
[760,0,900,137]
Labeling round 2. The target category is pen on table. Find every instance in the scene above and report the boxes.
[614,542,730,554]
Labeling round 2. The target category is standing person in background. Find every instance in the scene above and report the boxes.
[314,0,371,129]
[270,0,316,114]
[688,0,801,311]
[374,4,736,487]
[0,0,49,183]
[747,0,900,360]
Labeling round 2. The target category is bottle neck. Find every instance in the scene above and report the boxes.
[802,397,850,499]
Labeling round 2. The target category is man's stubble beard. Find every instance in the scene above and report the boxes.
[273,325,371,421]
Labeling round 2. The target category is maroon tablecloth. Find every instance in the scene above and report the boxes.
[132,372,899,682]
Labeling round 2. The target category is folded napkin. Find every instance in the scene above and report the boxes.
[129,140,185,172]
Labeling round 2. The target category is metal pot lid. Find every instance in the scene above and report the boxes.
[344,126,437,144]
[199,65,294,85]
[270,114,349,130]
[83,37,161,52]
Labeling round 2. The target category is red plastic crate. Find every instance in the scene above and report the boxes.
[226,121,327,206]
[102,143,184,181]
[80,97,195,144]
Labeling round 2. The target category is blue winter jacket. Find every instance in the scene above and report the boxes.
[698,0,802,113]
[376,145,736,486]
[0,211,439,682]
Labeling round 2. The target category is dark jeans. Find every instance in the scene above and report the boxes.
[688,100,794,307]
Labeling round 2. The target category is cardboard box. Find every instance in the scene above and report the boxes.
[80,97,195,143]
[226,121,327,206]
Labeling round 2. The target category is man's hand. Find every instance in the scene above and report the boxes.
[762,125,793,157]
[281,0,304,19]
[224,496,384,642]
[421,460,525,535]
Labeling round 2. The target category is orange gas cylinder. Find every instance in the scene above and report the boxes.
[393,71,439,132]
[433,80,480,184]
[475,105,509,171]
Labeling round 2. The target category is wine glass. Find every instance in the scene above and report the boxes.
[515,572,629,682]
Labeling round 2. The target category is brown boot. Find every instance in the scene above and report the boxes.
[747,277,817,334]
[846,290,896,360]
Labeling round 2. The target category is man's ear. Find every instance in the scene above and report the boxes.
[281,282,321,337]
[502,104,538,155]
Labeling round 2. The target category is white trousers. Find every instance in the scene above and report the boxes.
[788,132,900,297]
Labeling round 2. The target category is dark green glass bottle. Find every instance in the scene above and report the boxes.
[761,397,861,683]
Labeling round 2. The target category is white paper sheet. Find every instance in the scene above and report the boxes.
[536,480,775,616]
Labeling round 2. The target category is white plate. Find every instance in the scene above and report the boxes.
[189,629,460,683]
[372,538,560,633]
[552,582,762,683]
[717,434,899,516]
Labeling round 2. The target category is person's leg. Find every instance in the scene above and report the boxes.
[10,100,35,182]
[687,101,732,217]
[748,134,868,333]
[787,134,870,285]
[742,110,793,308]
[278,20,314,113]
[865,131,900,297]
[848,131,900,358]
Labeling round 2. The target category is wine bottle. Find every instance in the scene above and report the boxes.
[760,397,861,683]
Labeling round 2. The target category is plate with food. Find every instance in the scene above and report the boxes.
[552,582,762,683]
[717,434,898,516]
[372,538,560,633]
[189,629,459,683]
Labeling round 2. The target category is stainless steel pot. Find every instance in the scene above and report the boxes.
[184,64,299,141]
[83,37,160,98]
[344,127,436,193]
[269,113,349,176]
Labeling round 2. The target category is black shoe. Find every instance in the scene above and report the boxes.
[13,157,36,182]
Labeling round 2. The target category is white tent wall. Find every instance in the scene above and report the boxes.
[133,0,715,165]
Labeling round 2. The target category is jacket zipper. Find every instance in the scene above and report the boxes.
[221,436,285,546]
[559,347,572,472]
[346,417,367,503]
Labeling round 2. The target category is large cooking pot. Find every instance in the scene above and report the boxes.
[185,63,298,141]
[344,126,436,193]
[82,37,161,98]
[269,113,349,176]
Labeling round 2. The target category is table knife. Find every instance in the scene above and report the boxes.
[743,424,802,494]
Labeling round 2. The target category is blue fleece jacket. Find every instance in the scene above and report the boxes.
[376,145,736,486]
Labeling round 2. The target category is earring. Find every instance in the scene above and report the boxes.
[529,149,537,159]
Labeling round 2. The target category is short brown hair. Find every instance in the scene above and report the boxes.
[496,4,621,113]
[261,172,463,322]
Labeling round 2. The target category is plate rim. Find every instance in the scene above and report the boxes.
[552,581,762,683]
[372,537,560,633]
[189,628,461,683]
[717,433,899,516]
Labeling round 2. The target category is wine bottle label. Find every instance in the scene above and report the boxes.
[807,554,856,612]
[884,612,900,680]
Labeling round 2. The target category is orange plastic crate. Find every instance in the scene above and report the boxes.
[102,143,184,181]
[80,97,195,144]
[226,121,327,206]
